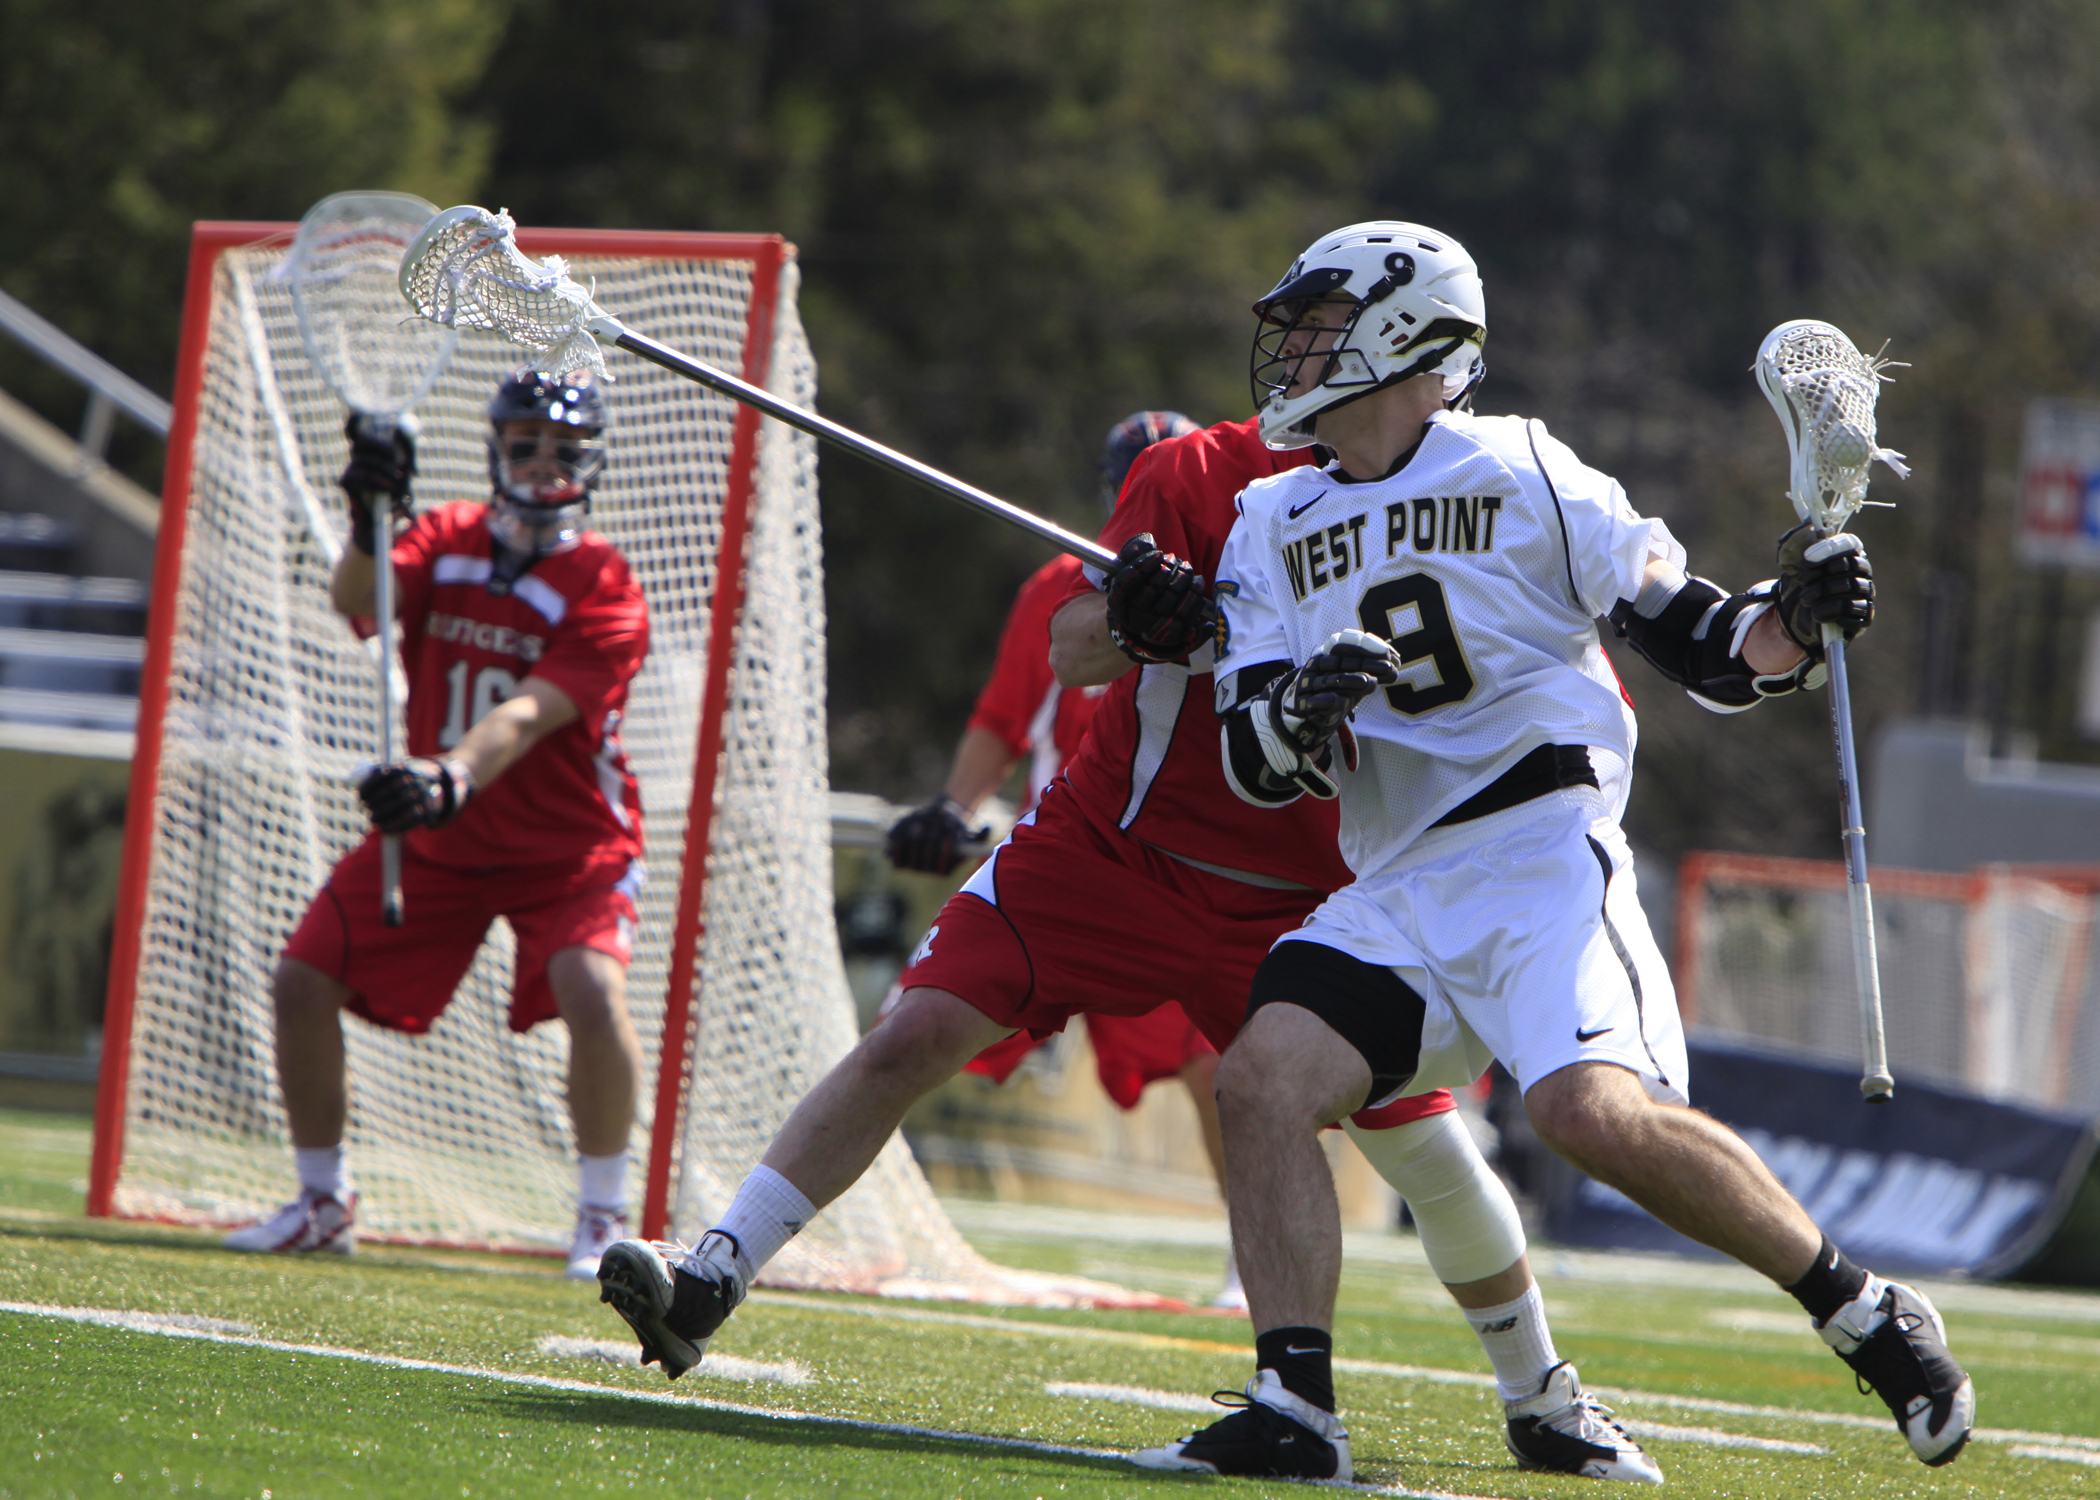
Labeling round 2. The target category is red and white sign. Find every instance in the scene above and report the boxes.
[2020,396,2100,569]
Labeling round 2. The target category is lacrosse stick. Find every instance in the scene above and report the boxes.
[1755,320,1910,1102]
[396,206,1117,571]
[289,191,459,927]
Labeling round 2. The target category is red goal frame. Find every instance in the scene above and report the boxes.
[91,219,793,1248]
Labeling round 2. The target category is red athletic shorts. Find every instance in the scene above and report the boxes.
[906,785,1452,1129]
[968,1004,1216,1110]
[283,834,641,1034]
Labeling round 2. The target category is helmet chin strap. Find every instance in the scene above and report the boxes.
[1305,335,1481,436]
[485,493,586,596]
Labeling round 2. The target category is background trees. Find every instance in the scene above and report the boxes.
[7,0,2099,863]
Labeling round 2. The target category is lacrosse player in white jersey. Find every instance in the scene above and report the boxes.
[1133,222,1973,1482]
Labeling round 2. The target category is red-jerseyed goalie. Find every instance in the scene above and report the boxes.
[223,370,649,1278]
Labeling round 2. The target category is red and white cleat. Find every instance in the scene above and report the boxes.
[223,1192,358,1255]
[564,1207,630,1281]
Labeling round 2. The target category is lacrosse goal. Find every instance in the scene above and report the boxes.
[89,220,1157,1308]
[1676,851,2100,1117]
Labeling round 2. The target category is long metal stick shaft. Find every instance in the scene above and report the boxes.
[1823,626,1892,1100]
[374,494,404,928]
[603,323,1117,571]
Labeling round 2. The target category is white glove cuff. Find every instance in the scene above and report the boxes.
[1253,693,1339,800]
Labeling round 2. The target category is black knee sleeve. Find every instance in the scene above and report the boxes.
[1247,939,1426,1100]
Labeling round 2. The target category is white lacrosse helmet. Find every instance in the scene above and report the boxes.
[1250,221,1487,450]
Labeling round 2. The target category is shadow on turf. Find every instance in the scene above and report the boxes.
[478,1388,1543,1493]
[473,1386,1149,1477]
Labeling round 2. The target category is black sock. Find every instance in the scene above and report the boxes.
[1254,1326,1334,1413]
[1784,1235,1870,1324]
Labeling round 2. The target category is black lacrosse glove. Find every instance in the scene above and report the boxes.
[885,797,987,876]
[1272,630,1403,756]
[1250,630,1401,799]
[1775,524,1874,659]
[338,415,417,555]
[358,757,473,834]
[1103,532,1217,665]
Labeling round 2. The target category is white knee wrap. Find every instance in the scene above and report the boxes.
[1345,1110,1525,1286]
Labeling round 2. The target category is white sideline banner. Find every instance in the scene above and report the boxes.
[2019,395,2100,571]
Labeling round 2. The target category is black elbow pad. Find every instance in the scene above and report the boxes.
[1611,574,1809,711]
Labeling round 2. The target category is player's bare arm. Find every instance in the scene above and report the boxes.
[356,676,579,836]
[330,546,379,617]
[452,675,580,785]
[1047,591,1130,686]
[941,725,1020,817]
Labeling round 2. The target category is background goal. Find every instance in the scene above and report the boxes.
[1676,851,2100,1118]
[89,219,1156,1307]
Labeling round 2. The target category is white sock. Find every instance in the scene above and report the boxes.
[1463,1285,1560,1401]
[577,1150,629,1213]
[294,1146,348,1203]
[712,1164,816,1277]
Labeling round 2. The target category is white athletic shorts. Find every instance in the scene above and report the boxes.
[1277,785,1689,1107]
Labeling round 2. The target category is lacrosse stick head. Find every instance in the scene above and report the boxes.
[1755,319,1910,533]
[286,191,458,419]
[398,205,612,377]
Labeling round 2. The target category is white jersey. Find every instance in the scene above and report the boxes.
[1214,409,1676,875]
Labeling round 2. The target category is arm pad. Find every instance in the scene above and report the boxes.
[1218,660,1326,805]
[1610,565,1818,713]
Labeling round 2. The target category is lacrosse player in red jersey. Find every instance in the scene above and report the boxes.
[224,370,650,1281]
[595,408,1622,1478]
[889,410,1256,1308]
[1136,221,1971,1481]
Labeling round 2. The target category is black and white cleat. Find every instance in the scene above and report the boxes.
[1129,1370,1351,1482]
[1505,1361,1664,1484]
[1819,1277,1975,1466]
[595,1232,747,1380]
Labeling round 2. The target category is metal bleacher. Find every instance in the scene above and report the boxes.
[0,287,166,754]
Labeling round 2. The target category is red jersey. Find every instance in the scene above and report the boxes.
[384,501,648,869]
[966,554,1105,810]
[1056,418,1351,889]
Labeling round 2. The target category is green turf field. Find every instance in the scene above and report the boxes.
[3,1108,2096,1499]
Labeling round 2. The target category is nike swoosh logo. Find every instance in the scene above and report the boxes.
[1283,1345,1324,1355]
[1575,1026,1614,1043]
[1286,492,1326,520]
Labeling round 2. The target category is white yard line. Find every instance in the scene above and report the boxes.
[0,1301,1111,1458]
[1046,1381,1218,1412]
[2010,1444,2100,1467]
[0,1301,1510,1500]
[1618,1420,1827,1455]
[9,1297,2095,1479]
[752,1289,2100,1452]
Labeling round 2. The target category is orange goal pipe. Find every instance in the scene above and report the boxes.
[1669,848,1983,1045]
[90,222,290,1216]
[641,238,789,1243]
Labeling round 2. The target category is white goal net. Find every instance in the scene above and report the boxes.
[1677,851,2100,1118]
[94,222,1157,1308]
